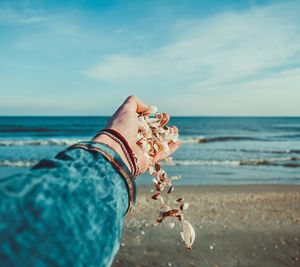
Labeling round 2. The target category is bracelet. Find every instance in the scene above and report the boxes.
[96,129,140,179]
[100,130,135,177]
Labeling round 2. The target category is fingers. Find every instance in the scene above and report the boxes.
[169,125,178,134]
[122,95,149,113]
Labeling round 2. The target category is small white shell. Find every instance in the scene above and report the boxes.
[153,143,159,152]
[182,203,189,210]
[144,153,151,161]
[152,178,158,185]
[148,105,158,113]
[146,117,160,124]
[180,232,185,241]
[149,166,156,175]
[160,205,171,212]
[181,203,189,210]
[165,156,173,165]
[181,220,195,249]
[169,222,175,229]
[162,142,170,152]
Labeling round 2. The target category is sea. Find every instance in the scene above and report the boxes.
[0,116,299,185]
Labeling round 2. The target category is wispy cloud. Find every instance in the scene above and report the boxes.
[85,1,300,96]
[0,7,48,25]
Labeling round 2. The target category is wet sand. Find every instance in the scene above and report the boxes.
[112,185,300,267]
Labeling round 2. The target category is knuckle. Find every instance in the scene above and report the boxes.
[126,95,137,102]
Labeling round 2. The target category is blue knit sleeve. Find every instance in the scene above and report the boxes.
[0,141,136,267]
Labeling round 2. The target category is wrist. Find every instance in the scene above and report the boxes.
[92,134,132,173]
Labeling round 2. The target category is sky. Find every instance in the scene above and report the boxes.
[0,0,299,116]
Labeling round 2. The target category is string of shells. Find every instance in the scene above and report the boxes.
[137,106,195,250]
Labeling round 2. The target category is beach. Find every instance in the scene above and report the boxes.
[112,185,300,267]
[1,116,299,266]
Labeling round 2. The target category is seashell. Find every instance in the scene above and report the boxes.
[156,218,163,224]
[180,232,184,241]
[176,198,184,203]
[154,142,164,153]
[138,115,146,123]
[144,153,150,161]
[144,143,151,153]
[148,105,158,114]
[145,130,153,139]
[155,162,161,172]
[160,205,171,212]
[164,178,172,186]
[165,156,173,165]
[155,113,163,120]
[138,117,150,131]
[167,209,181,217]
[180,202,189,211]
[169,222,175,229]
[146,117,160,124]
[149,165,156,175]
[136,109,193,249]
[177,214,184,222]
[167,186,174,194]
[137,132,144,141]
[158,170,167,181]
[155,182,164,192]
[162,142,170,153]
[152,177,158,185]
[181,220,195,250]
[160,113,169,126]
[151,192,161,200]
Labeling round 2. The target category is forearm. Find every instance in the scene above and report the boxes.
[0,142,136,267]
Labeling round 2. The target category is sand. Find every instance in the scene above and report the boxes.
[112,185,300,267]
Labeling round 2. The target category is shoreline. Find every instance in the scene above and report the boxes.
[137,184,300,193]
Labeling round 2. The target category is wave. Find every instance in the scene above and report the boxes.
[0,135,263,146]
[1,157,300,168]
[219,148,300,155]
[0,137,297,149]
[0,127,92,133]
[276,134,300,139]
[181,136,266,144]
[0,139,81,146]
[173,157,300,167]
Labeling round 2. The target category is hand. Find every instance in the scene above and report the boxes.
[92,96,180,175]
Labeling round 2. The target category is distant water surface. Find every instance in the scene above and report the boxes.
[0,116,299,185]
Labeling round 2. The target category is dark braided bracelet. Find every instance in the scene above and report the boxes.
[96,129,140,178]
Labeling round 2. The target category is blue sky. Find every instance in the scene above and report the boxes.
[0,0,299,115]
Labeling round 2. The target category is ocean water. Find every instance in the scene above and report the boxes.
[0,116,299,185]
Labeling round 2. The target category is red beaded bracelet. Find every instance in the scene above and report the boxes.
[96,129,140,178]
